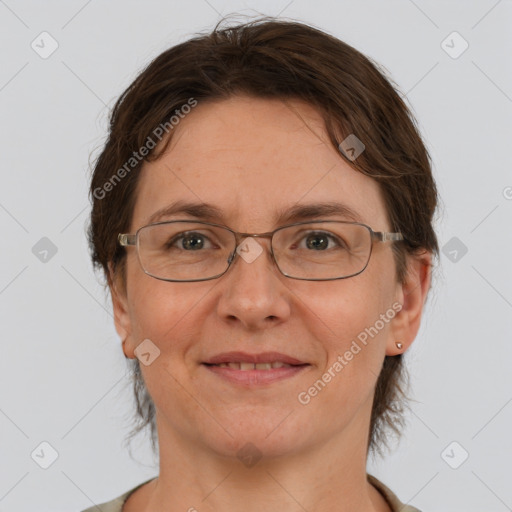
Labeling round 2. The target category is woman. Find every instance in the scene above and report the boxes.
[85,17,438,512]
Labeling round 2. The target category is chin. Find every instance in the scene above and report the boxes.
[199,416,312,462]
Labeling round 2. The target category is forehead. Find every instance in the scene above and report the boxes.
[131,96,389,231]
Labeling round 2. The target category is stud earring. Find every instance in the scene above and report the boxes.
[395,342,403,350]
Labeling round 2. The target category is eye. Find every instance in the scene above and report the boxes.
[298,231,347,251]
[166,231,216,251]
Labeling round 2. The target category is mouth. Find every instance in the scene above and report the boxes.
[202,351,310,385]
[207,361,297,370]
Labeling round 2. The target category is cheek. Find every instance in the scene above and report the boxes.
[299,277,393,398]
[127,273,217,361]
[127,280,207,405]
[126,268,179,335]
[303,271,390,343]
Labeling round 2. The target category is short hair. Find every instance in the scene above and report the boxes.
[88,17,439,458]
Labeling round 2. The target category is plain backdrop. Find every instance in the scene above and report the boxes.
[1,1,511,511]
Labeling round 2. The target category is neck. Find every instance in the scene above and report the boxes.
[136,415,390,512]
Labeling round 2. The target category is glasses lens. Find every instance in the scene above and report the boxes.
[273,222,372,280]
[137,222,234,281]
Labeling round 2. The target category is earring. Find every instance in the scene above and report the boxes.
[395,342,403,350]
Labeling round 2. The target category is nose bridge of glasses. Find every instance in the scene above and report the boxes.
[235,230,274,239]
[233,230,274,249]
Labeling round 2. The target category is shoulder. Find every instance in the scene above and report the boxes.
[80,477,157,512]
[367,474,422,512]
[80,493,126,512]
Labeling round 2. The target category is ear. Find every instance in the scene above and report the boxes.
[108,262,136,359]
[386,250,433,355]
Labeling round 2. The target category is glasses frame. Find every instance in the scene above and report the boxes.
[118,219,405,282]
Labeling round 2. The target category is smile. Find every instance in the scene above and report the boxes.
[202,362,310,386]
[211,361,293,370]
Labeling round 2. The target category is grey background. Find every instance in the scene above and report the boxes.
[1,1,511,511]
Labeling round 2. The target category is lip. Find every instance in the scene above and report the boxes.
[203,351,307,365]
[202,351,310,386]
[202,364,310,386]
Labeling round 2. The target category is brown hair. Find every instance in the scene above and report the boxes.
[88,17,439,458]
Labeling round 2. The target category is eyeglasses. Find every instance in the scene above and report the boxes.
[118,220,404,282]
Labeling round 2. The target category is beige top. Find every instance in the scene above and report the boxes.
[81,474,421,511]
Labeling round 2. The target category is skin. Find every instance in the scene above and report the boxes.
[111,95,432,512]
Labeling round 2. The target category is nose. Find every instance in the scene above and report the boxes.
[215,236,291,330]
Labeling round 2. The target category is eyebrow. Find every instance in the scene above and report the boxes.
[146,200,364,226]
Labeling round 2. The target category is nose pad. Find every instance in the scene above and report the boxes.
[227,250,236,265]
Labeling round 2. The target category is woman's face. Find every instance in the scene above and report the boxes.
[114,95,419,459]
